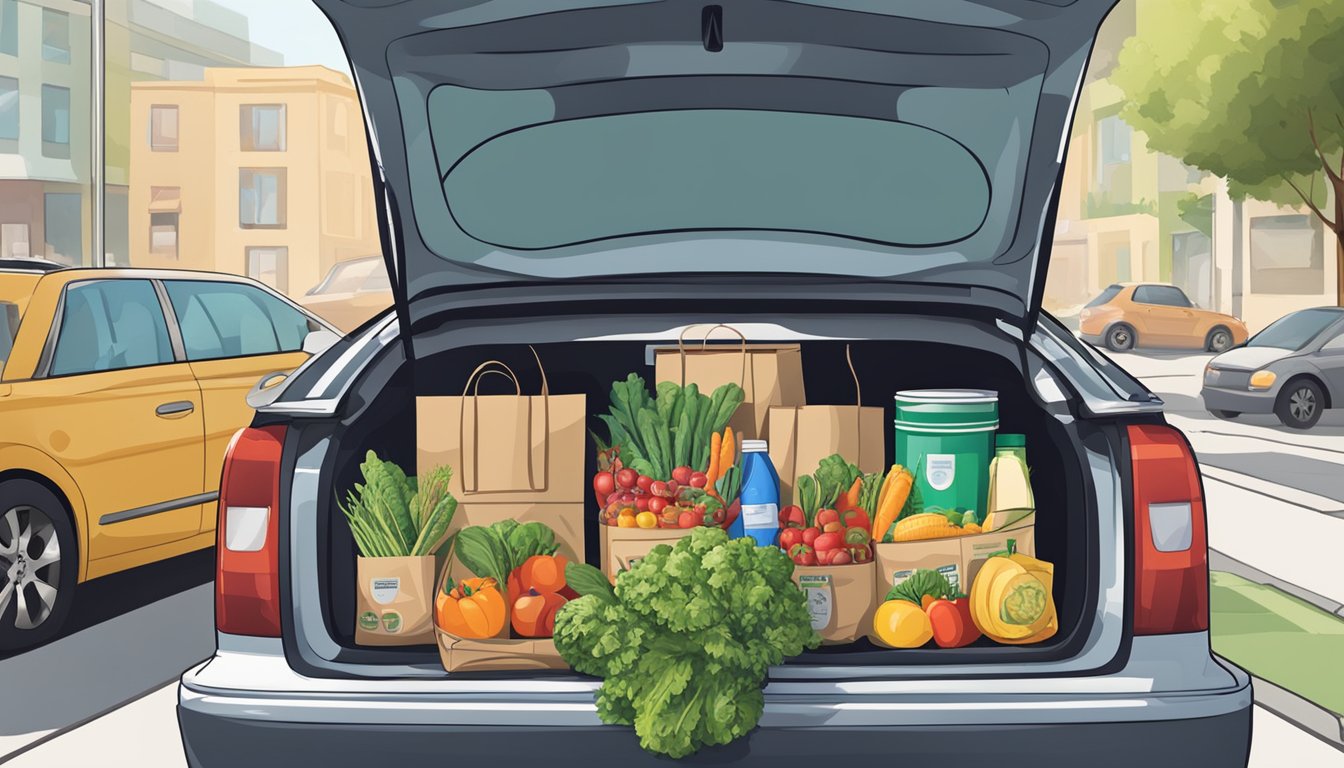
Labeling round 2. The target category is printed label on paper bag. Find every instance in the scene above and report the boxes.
[371,577,400,605]
[358,611,379,631]
[798,574,833,631]
[381,611,402,633]
[742,503,778,529]
[926,454,956,492]
[891,563,961,593]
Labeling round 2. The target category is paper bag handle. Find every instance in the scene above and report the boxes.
[845,344,865,467]
[458,346,552,495]
[674,323,749,391]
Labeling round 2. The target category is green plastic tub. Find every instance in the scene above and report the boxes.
[893,389,999,525]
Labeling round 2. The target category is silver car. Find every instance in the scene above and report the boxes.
[1202,307,1344,429]
[176,1,1251,765]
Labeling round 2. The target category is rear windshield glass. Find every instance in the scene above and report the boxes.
[1247,308,1343,351]
[0,301,19,365]
[1085,285,1122,308]
[441,109,989,250]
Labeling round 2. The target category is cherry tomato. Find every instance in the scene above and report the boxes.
[678,510,699,529]
[648,497,669,514]
[593,472,616,499]
[636,475,655,493]
[689,472,708,488]
[779,527,804,550]
[802,527,821,546]
[671,466,693,485]
[650,480,670,498]
[616,468,638,490]
[635,496,650,512]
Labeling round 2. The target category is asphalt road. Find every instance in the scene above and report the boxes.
[1,348,1340,766]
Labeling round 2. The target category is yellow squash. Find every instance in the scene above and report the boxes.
[969,554,1057,644]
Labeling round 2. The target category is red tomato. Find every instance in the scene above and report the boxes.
[678,510,699,529]
[671,466,693,485]
[816,509,840,528]
[813,532,843,552]
[815,548,835,566]
[797,551,818,567]
[650,480,670,498]
[778,505,806,529]
[927,597,981,648]
[593,472,616,498]
[829,549,853,565]
[616,468,638,490]
[636,475,655,493]
[689,472,708,488]
[648,497,669,514]
[635,496,650,512]
[779,527,804,550]
[802,527,821,546]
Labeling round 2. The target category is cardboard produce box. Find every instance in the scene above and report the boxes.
[873,513,1036,602]
[792,561,877,644]
[600,525,698,582]
[355,555,439,646]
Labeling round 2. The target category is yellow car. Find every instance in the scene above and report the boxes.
[0,259,336,650]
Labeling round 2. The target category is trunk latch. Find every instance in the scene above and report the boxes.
[702,5,723,52]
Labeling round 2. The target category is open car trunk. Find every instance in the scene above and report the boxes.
[291,310,1115,678]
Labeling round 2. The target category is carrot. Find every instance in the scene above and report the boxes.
[706,431,723,488]
[871,465,913,541]
[845,476,862,509]
[719,427,735,474]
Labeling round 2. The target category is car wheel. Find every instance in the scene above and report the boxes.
[1209,409,1240,419]
[1275,379,1324,430]
[1105,323,1136,352]
[1206,326,1234,353]
[0,480,77,653]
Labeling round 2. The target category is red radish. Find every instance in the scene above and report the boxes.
[830,549,853,565]
[813,532,843,552]
[678,510,699,529]
[650,480,670,498]
[593,472,616,498]
[802,527,821,546]
[636,475,654,493]
[779,527,804,550]
[671,466,693,485]
[616,468,638,490]
[689,472,708,488]
[648,497,669,514]
[635,496,650,512]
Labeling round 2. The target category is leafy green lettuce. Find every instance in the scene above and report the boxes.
[554,528,819,758]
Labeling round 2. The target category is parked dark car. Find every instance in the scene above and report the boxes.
[1202,307,1344,429]
[177,1,1251,766]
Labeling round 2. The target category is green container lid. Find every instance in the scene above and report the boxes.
[996,433,1026,448]
[894,389,999,433]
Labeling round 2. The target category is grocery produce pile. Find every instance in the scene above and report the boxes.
[439,520,577,639]
[554,528,819,759]
[594,374,745,529]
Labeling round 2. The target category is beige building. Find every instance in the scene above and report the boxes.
[128,66,378,297]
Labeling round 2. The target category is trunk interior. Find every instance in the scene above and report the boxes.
[306,331,1097,675]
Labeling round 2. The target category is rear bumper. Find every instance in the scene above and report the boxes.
[179,705,1252,768]
[1200,386,1276,414]
[179,634,1252,768]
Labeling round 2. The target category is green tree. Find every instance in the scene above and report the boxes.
[1111,0,1344,304]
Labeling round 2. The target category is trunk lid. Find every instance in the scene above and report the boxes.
[316,0,1116,335]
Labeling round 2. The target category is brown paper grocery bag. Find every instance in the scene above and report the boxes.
[872,513,1036,612]
[793,561,876,644]
[769,345,884,506]
[431,553,569,673]
[417,347,586,506]
[653,324,804,441]
[600,525,698,582]
[355,555,436,646]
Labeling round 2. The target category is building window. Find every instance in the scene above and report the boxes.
[44,193,82,265]
[41,9,70,63]
[149,186,182,260]
[0,76,17,140]
[239,169,287,228]
[241,105,286,151]
[1098,115,1131,166]
[331,100,348,151]
[0,0,16,57]
[1249,214,1324,295]
[246,247,289,293]
[150,105,178,151]
[41,84,70,158]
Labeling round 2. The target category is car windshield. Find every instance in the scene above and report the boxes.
[1085,285,1123,308]
[1246,308,1343,351]
[314,259,379,295]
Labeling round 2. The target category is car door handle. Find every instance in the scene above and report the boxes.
[156,400,195,417]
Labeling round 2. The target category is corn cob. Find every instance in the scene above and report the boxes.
[890,512,965,542]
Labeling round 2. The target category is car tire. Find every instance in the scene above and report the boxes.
[1209,409,1240,420]
[0,479,77,653]
[1105,323,1137,352]
[1275,379,1324,430]
[1206,326,1234,353]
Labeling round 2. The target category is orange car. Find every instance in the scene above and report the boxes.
[1078,283,1248,353]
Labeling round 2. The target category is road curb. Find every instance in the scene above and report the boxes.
[1209,549,1344,618]
[1248,675,1344,753]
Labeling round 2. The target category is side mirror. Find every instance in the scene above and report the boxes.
[302,329,340,357]
[246,370,291,409]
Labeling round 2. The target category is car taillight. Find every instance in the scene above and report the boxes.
[216,425,286,637]
[1128,424,1209,635]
